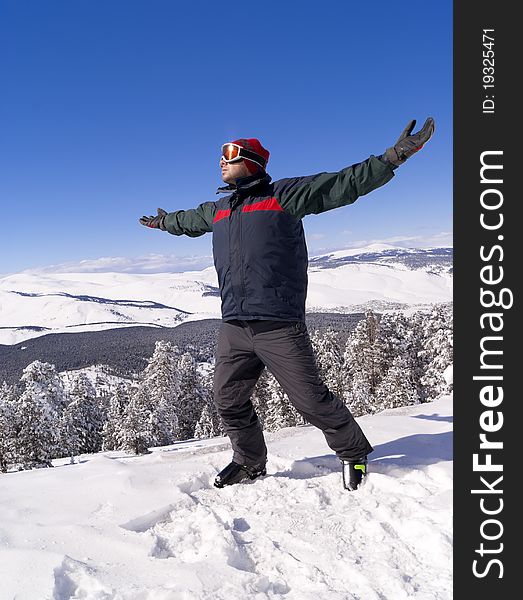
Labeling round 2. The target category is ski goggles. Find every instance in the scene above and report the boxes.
[221,143,267,168]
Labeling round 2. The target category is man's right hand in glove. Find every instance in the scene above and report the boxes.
[381,117,435,169]
[139,208,168,230]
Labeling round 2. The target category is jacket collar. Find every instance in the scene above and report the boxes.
[216,172,272,195]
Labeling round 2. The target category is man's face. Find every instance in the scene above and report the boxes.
[220,157,252,184]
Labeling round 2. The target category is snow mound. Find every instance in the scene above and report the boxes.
[0,395,452,599]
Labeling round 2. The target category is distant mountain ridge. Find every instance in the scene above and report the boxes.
[309,245,452,274]
[10,290,193,312]
[0,245,453,346]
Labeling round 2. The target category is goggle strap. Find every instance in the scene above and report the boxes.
[240,148,267,168]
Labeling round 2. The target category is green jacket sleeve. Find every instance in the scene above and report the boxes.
[276,155,395,220]
[162,201,217,237]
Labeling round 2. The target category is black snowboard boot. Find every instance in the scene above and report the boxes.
[341,457,368,491]
[214,461,267,488]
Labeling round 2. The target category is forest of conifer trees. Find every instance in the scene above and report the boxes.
[0,305,452,472]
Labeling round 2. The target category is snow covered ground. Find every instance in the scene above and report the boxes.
[0,395,453,600]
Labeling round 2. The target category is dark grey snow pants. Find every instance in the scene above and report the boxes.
[213,319,374,467]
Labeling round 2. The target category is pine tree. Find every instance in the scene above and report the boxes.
[65,373,105,455]
[102,381,132,451]
[373,311,423,405]
[344,370,376,417]
[94,369,111,397]
[15,361,62,469]
[418,304,453,400]
[343,311,381,416]
[194,403,221,439]
[374,354,419,410]
[175,352,206,441]
[117,387,154,455]
[310,327,345,399]
[0,382,17,472]
[141,340,180,446]
[251,368,304,432]
[374,312,410,373]
[250,368,271,427]
[33,361,69,415]
[117,341,180,453]
[263,371,304,431]
[59,401,81,464]
[193,383,222,439]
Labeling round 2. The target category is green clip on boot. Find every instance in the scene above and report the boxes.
[341,458,368,491]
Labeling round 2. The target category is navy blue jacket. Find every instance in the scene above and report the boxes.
[163,156,394,321]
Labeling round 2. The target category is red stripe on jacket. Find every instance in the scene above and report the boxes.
[213,209,231,223]
[242,197,283,213]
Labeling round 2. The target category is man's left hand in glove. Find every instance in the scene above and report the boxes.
[381,117,435,169]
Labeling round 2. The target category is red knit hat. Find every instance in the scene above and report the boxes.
[231,138,270,174]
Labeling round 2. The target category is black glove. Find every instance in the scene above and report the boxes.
[381,117,435,168]
[139,208,168,230]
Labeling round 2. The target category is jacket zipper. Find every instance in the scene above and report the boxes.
[238,202,247,309]
[230,194,247,312]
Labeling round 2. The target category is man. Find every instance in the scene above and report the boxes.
[140,118,435,490]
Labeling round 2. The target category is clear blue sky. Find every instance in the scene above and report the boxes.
[0,0,452,274]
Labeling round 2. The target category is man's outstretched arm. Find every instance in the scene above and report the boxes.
[139,201,217,237]
[277,117,435,220]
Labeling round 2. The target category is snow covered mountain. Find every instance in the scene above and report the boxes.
[0,394,453,600]
[0,245,452,345]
